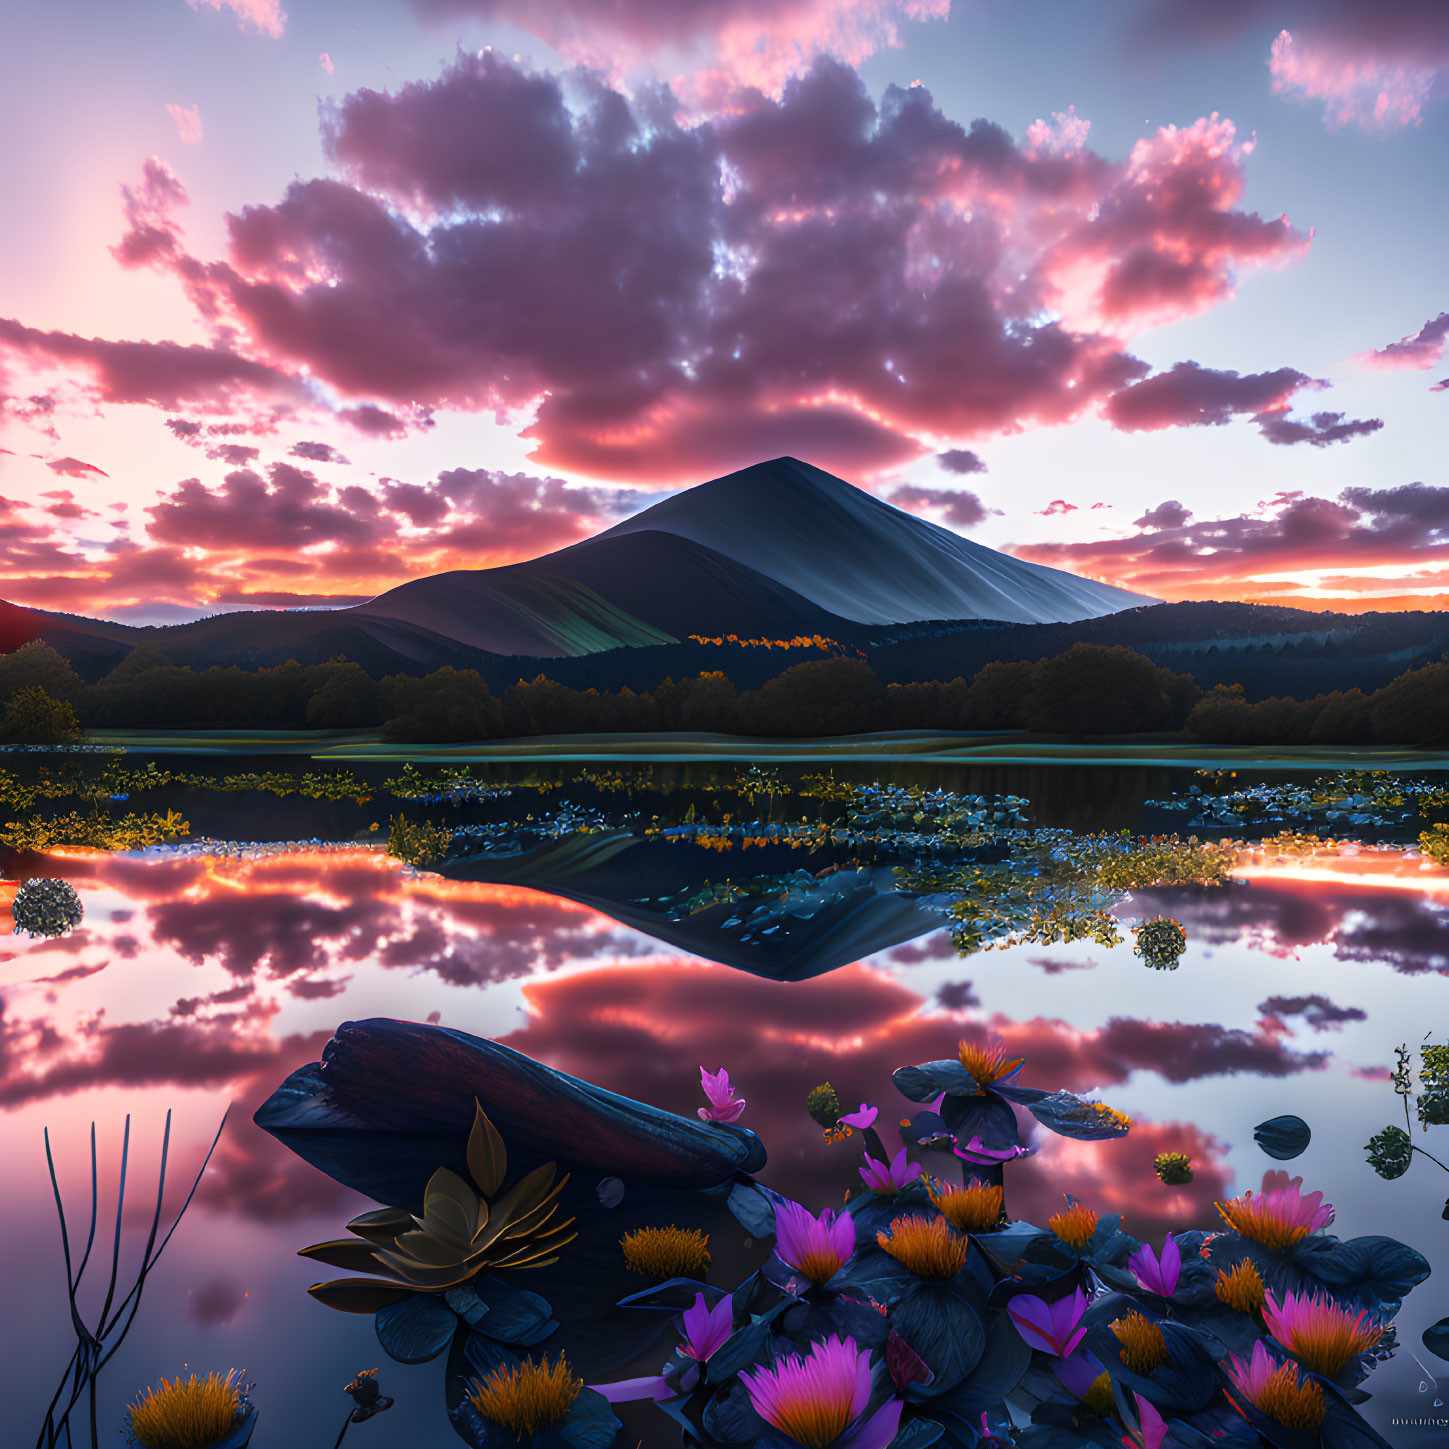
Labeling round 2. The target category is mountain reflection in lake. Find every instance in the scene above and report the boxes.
[3,761,1447,1446]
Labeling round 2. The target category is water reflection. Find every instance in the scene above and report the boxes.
[2,773,1448,1444]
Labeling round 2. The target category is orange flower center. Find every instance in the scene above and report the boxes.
[1215,1195,1313,1252]
[1048,1202,1099,1250]
[468,1355,582,1435]
[620,1225,711,1278]
[956,1040,1024,1091]
[927,1178,1004,1233]
[1110,1312,1169,1374]
[877,1214,969,1279]
[1215,1259,1266,1314]
[1241,1361,1325,1433]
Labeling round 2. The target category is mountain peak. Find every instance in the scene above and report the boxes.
[600,457,1154,627]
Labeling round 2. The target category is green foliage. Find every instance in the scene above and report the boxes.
[1133,916,1187,970]
[1420,1044,1449,1128]
[386,814,455,867]
[805,1083,842,1129]
[1421,825,1449,865]
[382,668,504,743]
[0,808,189,851]
[0,641,86,705]
[1020,644,1200,735]
[1365,1126,1413,1180]
[736,658,883,737]
[0,685,83,744]
[1153,1152,1193,1185]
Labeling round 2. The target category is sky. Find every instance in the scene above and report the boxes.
[0,0,1445,624]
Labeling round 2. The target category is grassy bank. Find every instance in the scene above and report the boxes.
[78,728,1449,769]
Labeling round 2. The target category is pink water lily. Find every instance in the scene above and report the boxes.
[774,1199,856,1286]
[1006,1288,1089,1357]
[839,1102,878,1129]
[859,1146,923,1194]
[741,1335,902,1449]
[1128,1233,1181,1297]
[680,1291,734,1362]
[698,1065,746,1123]
[953,1134,1035,1165]
[1122,1391,1168,1449]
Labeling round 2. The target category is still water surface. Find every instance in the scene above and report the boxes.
[3,761,1447,1446]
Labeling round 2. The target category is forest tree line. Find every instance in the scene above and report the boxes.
[0,637,1445,745]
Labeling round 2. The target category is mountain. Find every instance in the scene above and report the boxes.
[0,456,1157,677]
[350,527,860,657]
[598,456,1153,626]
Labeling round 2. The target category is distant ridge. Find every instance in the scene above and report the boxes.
[598,457,1154,626]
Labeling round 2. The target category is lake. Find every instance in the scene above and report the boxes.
[4,757,1447,1448]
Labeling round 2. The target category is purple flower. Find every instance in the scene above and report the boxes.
[839,1102,878,1129]
[859,1146,923,1194]
[680,1292,733,1362]
[774,1199,856,1285]
[589,1375,673,1403]
[1006,1289,1090,1357]
[1127,1391,1168,1449]
[741,1336,902,1449]
[697,1065,746,1124]
[1128,1233,1181,1298]
[953,1134,1035,1166]
[1052,1346,1105,1399]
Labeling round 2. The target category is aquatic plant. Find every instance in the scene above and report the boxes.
[258,1022,1429,1449]
[1,808,188,852]
[859,1148,922,1195]
[385,814,455,867]
[467,1354,581,1433]
[1131,915,1186,970]
[37,1110,229,1449]
[125,1370,252,1449]
[300,1102,576,1311]
[1153,1151,1193,1185]
[739,1336,901,1449]
[619,1225,710,1278]
[697,1065,745,1124]
[1364,1040,1449,1182]
[10,876,84,938]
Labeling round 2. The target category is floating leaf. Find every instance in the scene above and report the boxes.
[1423,1317,1449,1363]
[376,1293,457,1363]
[1254,1115,1311,1161]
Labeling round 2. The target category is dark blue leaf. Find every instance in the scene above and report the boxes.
[1027,1091,1130,1141]
[893,1060,974,1102]
[1254,1115,1312,1161]
[376,1293,458,1364]
[1424,1316,1449,1362]
[559,1389,622,1449]
[468,1276,557,1346]
[702,1381,765,1444]
[889,1417,945,1449]
[214,1407,258,1449]
[939,1092,1019,1151]
[727,1178,781,1237]
[888,1281,986,1395]
[596,1177,624,1208]
[706,1318,773,1383]
[899,1111,952,1148]
[927,1311,1031,1417]
[1288,1234,1431,1316]
[616,1276,717,1312]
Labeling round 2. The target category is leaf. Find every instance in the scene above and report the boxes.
[727,1179,780,1237]
[467,1102,508,1198]
[893,1060,974,1102]
[940,1092,1019,1150]
[306,1277,412,1314]
[296,1238,388,1273]
[345,1205,415,1243]
[1289,1233,1431,1316]
[376,1293,458,1363]
[1423,1317,1449,1362]
[1254,1115,1311,1161]
[468,1276,558,1347]
[888,1281,986,1396]
[1028,1091,1130,1141]
[560,1389,622,1449]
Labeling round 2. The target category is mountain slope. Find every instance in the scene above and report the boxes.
[599,456,1155,626]
[350,529,861,658]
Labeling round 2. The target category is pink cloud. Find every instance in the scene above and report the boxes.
[414,0,952,97]
[1355,311,1449,372]
[165,102,204,146]
[1037,499,1078,516]
[118,55,1309,482]
[44,456,108,479]
[886,483,993,528]
[1140,1,1449,132]
[1270,27,1439,131]
[1103,361,1380,446]
[185,0,285,40]
[319,51,334,75]
[1012,481,1449,605]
